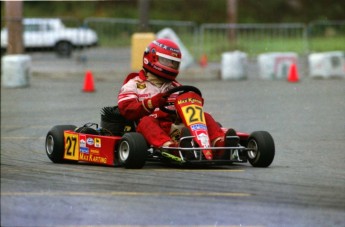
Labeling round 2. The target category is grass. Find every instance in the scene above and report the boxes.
[308,36,345,52]
[202,37,307,61]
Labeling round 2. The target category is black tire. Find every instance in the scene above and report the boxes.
[247,131,275,167]
[55,41,72,57]
[45,125,77,163]
[117,132,148,169]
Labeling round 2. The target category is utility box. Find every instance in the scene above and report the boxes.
[2,54,31,88]
[131,33,155,71]
[258,52,298,80]
[309,51,345,78]
[221,51,247,80]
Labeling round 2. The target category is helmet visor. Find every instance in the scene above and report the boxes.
[157,53,180,70]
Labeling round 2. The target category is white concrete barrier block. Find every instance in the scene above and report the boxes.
[309,51,345,78]
[258,52,298,80]
[2,54,31,88]
[221,51,247,80]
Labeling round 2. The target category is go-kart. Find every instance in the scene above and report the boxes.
[45,85,275,169]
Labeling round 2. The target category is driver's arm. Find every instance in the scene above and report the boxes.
[118,98,150,121]
[118,79,180,121]
[118,92,168,120]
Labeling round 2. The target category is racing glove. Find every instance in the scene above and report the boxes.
[143,93,167,111]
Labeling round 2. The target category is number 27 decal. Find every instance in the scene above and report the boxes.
[64,132,79,160]
[181,105,205,126]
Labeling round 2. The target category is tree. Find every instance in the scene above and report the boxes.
[138,0,150,32]
[227,0,237,41]
[5,1,23,54]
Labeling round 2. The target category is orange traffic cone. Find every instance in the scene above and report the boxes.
[199,54,208,67]
[82,70,95,92]
[287,63,299,83]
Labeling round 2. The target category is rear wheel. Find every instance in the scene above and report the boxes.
[247,131,275,167]
[118,132,148,169]
[45,125,77,163]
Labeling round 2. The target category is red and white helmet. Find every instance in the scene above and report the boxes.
[143,39,182,81]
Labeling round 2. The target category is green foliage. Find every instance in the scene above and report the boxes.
[2,0,344,23]
[150,0,227,24]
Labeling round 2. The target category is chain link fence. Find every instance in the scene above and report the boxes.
[306,20,345,53]
[199,23,307,61]
[84,17,198,56]
[82,18,344,64]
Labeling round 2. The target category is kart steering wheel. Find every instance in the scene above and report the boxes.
[160,85,202,114]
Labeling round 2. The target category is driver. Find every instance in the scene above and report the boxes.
[117,38,235,156]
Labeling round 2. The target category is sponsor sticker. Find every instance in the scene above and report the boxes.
[137,83,146,89]
[86,137,94,146]
[80,147,89,154]
[196,132,210,147]
[95,138,101,148]
[79,135,86,147]
[191,124,207,131]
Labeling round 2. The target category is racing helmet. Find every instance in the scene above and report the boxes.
[143,39,182,81]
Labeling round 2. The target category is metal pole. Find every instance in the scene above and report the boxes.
[138,0,150,32]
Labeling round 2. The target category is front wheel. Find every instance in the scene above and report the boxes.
[117,132,148,169]
[55,41,72,57]
[247,131,275,167]
[45,125,77,163]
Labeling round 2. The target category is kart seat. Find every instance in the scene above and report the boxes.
[100,106,136,136]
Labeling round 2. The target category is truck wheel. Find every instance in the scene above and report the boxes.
[55,41,72,57]
[247,131,275,167]
[118,133,148,169]
[45,125,76,163]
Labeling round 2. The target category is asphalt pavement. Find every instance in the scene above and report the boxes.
[1,50,345,227]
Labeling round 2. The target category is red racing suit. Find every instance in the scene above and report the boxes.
[117,70,225,147]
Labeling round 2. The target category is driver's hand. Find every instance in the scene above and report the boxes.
[149,109,170,119]
[144,93,167,110]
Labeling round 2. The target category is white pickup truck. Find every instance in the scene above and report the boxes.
[1,18,98,57]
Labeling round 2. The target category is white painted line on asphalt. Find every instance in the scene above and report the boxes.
[1,191,251,197]
[53,225,263,227]
[1,136,45,140]
[151,169,245,172]
[1,125,51,128]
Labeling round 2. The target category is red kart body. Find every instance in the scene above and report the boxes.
[57,129,250,167]
[62,130,120,166]
[53,127,251,167]
[45,85,274,168]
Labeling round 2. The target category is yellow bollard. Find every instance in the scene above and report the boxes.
[131,33,155,71]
